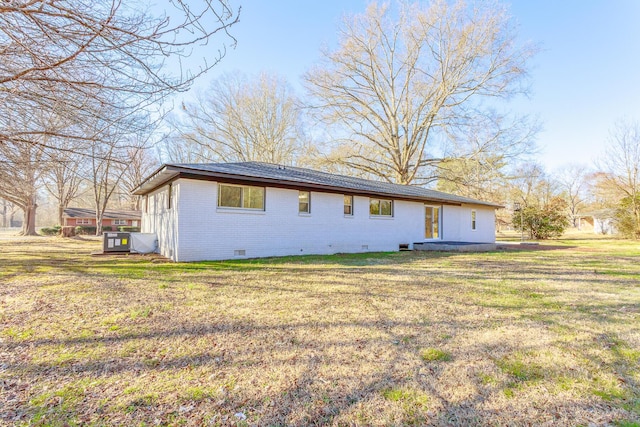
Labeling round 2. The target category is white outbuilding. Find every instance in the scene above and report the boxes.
[133,162,500,261]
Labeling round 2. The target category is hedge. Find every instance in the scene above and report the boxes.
[40,225,62,236]
[75,226,97,235]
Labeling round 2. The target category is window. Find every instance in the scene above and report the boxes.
[344,195,353,215]
[299,191,310,213]
[167,184,172,210]
[471,210,477,231]
[370,198,393,216]
[114,219,127,226]
[218,184,265,210]
[76,218,91,225]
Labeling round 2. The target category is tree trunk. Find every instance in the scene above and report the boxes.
[95,213,103,236]
[634,203,640,239]
[58,204,65,227]
[1,200,6,228]
[21,198,38,235]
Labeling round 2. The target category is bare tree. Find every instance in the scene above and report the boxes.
[0,101,63,235]
[436,155,507,200]
[86,101,152,235]
[0,140,47,235]
[554,164,590,227]
[0,199,20,228]
[584,171,622,210]
[119,147,159,210]
[1,0,239,231]
[161,134,215,164]
[304,1,536,185]
[167,72,307,164]
[598,120,640,238]
[1,1,240,148]
[508,163,556,208]
[43,149,86,227]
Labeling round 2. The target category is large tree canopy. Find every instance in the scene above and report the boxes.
[165,72,309,165]
[599,120,640,238]
[304,0,536,185]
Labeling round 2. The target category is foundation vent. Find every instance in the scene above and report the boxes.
[234,249,246,256]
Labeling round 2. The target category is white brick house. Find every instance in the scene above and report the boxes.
[133,162,500,262]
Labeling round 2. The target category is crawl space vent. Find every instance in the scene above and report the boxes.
[234,249,246,256]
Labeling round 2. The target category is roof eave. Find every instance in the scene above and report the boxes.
[132,165,181,195]
[134,164,501,208]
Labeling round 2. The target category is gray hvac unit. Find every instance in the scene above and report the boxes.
[103,232,131,252]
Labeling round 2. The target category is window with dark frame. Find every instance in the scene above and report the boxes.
[218,184,265,210]
[471,210,477,230]
[369,198,393,216]
[167,184,172,210]
[299,191,310,213]
[344,195,353,215]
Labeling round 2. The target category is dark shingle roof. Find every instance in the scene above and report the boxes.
[134,161,501,208]
[63,208,142,220]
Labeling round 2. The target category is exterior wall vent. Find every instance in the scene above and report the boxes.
[234,249,246,256]
[361,245,369,250]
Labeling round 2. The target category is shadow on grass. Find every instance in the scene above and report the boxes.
[2,239,639,425]
[8,314,637,425]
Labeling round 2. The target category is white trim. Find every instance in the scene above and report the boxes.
[298,190,311,214]
[343,195,354,216]
[216,207,266,215]
[424,204,441,240]
[369,198,393,217]
[218,183,265,211]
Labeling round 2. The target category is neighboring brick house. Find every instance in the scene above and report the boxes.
[133,162,501,262]
[63,208,142,228]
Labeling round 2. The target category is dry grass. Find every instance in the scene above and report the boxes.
[1,232,639,426]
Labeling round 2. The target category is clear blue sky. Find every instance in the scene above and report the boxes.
[184,0,640,172]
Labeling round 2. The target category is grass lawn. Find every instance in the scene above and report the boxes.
[1,233,639,426]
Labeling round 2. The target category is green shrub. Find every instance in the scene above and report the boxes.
[512,197,570,239]
[118,226,140,232]
[40,226,61,236]
[75,226,97,235]
[614,195,640,239]
[102,226,113,232]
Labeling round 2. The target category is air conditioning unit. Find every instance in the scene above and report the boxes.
[103,232,131,253]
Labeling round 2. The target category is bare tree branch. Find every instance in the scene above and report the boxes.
[304,1,536,185]
[164,72,309,165]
